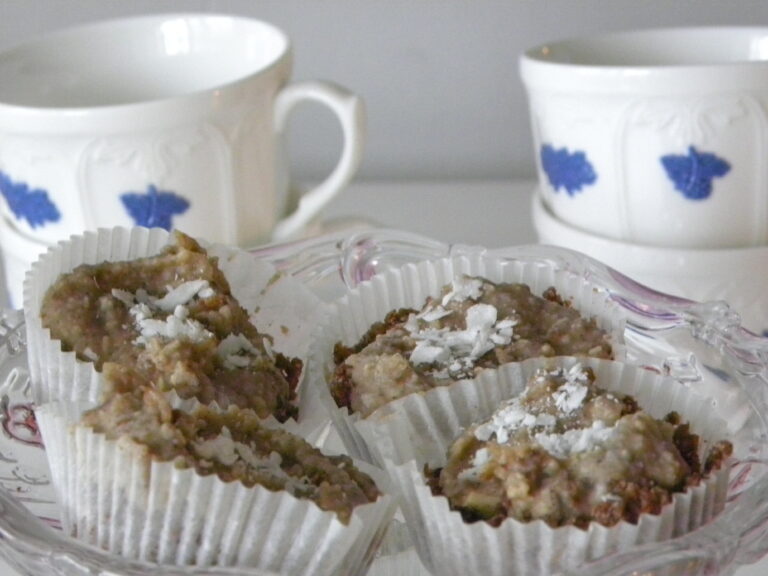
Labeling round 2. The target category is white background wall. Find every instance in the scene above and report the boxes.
[2,0,768,183]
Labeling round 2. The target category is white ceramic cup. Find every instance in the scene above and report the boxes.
[0,13,364,247]
[521,27,768,249]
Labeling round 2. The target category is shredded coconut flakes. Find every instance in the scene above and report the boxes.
[474,399,556,444]
[112,281,216,346]
[553,380,589,414]
[217,333,263,369]
[458,447,491,482]
[473,364,617,459]
[441,276,484,306]
[419,305,453,323]
[152,280,212,311]
[192,429,312,495]
[534,421,616,460]
[133,304,213,344]
[406,301,517,379]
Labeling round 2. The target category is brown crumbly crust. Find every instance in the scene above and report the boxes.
[331,308,415,409]
[81,387,379,524]
[330,362,355,412]
[541,286,569,307]
[40,231,301,421]
[330,278,614,416]
[427,367,732,530]
[704,440,734,474]
[333,308,417,365]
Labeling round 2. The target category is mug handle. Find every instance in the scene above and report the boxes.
[271,81,365,241]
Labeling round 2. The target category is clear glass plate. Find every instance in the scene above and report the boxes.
[1,229,767,575]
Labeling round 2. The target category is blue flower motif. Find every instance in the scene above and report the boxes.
[660,146,730,201]
[120,184,190,230]
[0,171,61,228]
[540,144,597,197]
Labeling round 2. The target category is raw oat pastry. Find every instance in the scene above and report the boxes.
[81,387,380,524]
[36,388,393,575]
[332,275,614,417]
[39,230,302,421]
[383,358,734,576]
[428,363,732,529]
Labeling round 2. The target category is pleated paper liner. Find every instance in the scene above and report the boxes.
[307,252,627,463]
[364,356,731,576]
[23,226,325,431]
[36,400,397,576]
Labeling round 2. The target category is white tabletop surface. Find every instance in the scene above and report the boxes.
[1,179,764,575]
[325,180,539,249]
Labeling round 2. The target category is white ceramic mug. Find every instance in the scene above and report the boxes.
[0,13,364,247]
[521,27,768,249]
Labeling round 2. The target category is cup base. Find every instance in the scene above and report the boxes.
[531,189,768,335]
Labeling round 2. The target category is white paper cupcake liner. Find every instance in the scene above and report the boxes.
[366,518,431,576]
[370,357,731,576]
[307,253,627,463]
[36,400,397,576]
[23,227,325,427]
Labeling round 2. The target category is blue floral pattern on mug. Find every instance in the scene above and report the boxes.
[660,146,730,201]
[540,144,597,196]
[0,171,61,228]
[120,184,190,230]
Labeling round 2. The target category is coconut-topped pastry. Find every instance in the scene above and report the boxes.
[36,387,396,575]
[37,230,301,421]
[332,276,613,417]
[79,387,380,525]
[429,363,732,529]
[380,358,733,576]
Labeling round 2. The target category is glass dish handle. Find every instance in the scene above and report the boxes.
[249,229,450,302]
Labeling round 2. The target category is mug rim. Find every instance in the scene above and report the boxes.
[522,26,768,69]
[520,26,768,94]
[0,12,291,115]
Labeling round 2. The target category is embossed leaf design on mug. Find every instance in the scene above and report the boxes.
[0,14,364,247]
